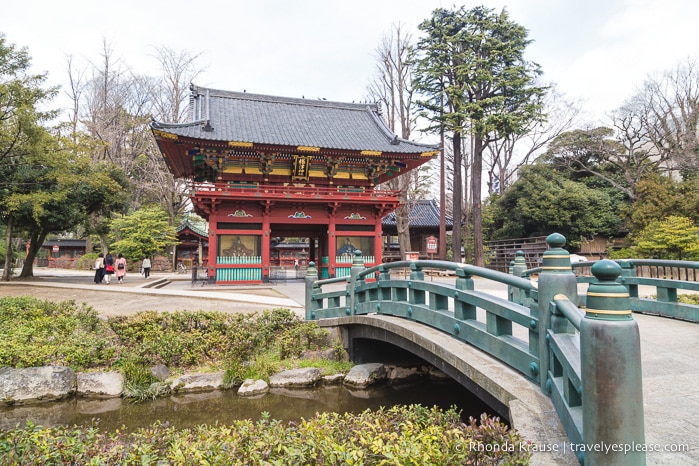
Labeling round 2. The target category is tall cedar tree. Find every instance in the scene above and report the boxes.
[413,6,545,265]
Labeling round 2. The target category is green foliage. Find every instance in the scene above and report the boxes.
[77,252,99,270]
[413,6,545,137]
[486,163,621,245]
[0,298,336,400]
[608,248,636,260]
[633,216,699,260]
[0,297,116,369]
[297,358,354,375]
[678,294,699,305]
[108,205,179,261]
[626,174,699,233]
[0,35,134,280]
[0,407,530,465]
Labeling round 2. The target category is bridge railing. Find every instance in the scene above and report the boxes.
[308,235,662,465]
[307,253,543,381]
[607,259,698,323]
[519,258,699,323]
[563,259,699,323]
[513,236,650,465]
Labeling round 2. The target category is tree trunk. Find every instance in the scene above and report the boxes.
[472,133,485,267]
[452,132,462,262]
[2,216,14,281]
[396,178,412,258]
[20,230,48,278]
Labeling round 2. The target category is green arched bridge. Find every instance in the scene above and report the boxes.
[305,234,699,466]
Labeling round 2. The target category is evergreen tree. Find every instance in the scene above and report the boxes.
[413,6,545,265]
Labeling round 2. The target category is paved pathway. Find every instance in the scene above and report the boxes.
[2,268,697,464]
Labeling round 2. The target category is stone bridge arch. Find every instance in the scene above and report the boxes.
[319,314,570,451]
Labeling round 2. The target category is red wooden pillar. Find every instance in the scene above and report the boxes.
[207,227,217,282]
[374,215,383,265]
[328,214,337,278]
[261,213,271,282]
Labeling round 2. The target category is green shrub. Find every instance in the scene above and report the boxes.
[0,297,116,369]
[78,252,100,270]
[607,247,636,259]
[0,406,531,465]
[678,294,699,305]
[0,298,342,400]
[297,357,354,375]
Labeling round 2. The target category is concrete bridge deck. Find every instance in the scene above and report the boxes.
[1,268,697,465]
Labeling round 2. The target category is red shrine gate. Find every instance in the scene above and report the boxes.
[152,86,438,284]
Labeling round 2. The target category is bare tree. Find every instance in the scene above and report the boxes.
[151,46,204,124]
[485,84,581,194]
[636,57,699,177]
[64,54,87,140]
[546,75,685,203]
[367,23,430,258]
[77,41,203,219]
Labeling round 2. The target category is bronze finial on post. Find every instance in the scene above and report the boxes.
[581,259,645,465]
[348,250,365,315]
[304,261,318,320]
[537,233,578,390]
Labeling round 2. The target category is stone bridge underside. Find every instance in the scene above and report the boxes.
[318,315,576,464]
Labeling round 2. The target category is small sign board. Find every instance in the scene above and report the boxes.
[52,244,59,252]
[426,236,438,253]
[404,252,419,261]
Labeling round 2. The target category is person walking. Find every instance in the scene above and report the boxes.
[93,253,105,284]
[142,256,152,279]
[103,252,115,284]
[115,253,127,283]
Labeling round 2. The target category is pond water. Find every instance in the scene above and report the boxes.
[0,379,499,432]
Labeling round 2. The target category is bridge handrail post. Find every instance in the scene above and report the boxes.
[537,233,578,390]
[617,259,638,298]
[581,260,645,465]
[510,251,528,303]
[455,266,474,291]
[304,261,319,320]
[348,250,365,315]
[409,260,424,281]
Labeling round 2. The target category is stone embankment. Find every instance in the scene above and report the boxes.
[0,363,444,405]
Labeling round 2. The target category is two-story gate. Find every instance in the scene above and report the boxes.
[152,86,439,284]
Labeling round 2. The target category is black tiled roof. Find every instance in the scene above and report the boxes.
[42,239,86,247]
[152,85,438,154]
[382,200,453,230]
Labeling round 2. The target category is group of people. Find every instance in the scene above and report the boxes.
[93,253,152,284]
[94,253,127,284]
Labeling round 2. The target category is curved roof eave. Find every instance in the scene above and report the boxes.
[151,85,439,155]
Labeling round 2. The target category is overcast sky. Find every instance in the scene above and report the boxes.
[2,0,698,125]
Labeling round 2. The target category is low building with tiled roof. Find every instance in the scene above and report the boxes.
[382,200,453,260]
[175,218,210,269]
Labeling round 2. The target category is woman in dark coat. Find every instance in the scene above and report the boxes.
[103,252,115,284]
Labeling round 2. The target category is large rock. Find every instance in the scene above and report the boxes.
[343,363,386,388]
[77,371,124,398]
[322,373,346,385]
[385,365,425,385]
[170,371,225,392]
[0,366,76,405]
[149,364,169,381]
[237,379,269,397]
[268,368,321,388]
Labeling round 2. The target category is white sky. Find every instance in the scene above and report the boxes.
[2,0,698,126]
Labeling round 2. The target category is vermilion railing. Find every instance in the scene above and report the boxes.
[189,182,400,200]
